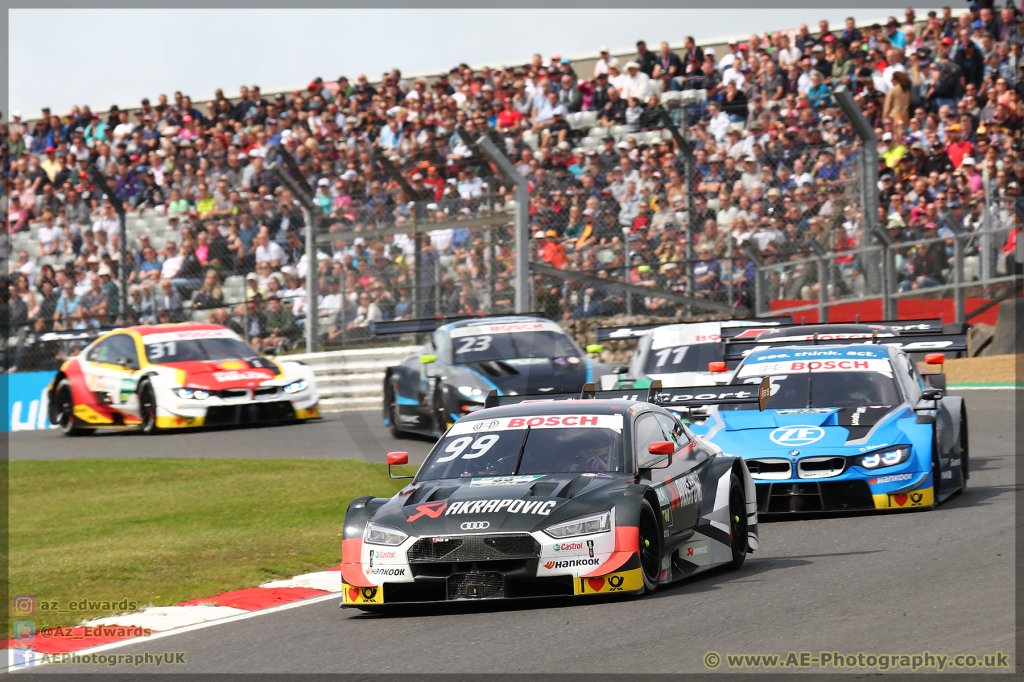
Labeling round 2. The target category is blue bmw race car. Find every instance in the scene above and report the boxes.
[689,340,969,514]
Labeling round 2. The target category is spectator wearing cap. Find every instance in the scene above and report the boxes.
[944,123,973,168]
[618,61,651,100]
[594,45,620,77]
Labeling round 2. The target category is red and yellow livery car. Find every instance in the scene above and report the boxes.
[48,323,320,435]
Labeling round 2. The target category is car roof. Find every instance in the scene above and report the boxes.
[442,316,564,332]
[129,323,232,337]
[460,398,658,420]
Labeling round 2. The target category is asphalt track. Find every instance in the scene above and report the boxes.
[8,409,437,464]
[21,389,1018,675]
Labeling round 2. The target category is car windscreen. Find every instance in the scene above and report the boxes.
[644,343,723,374]
[417,414,624,481]
[724,355,902,409]
[451,330,579,364]
[143,337,254,363]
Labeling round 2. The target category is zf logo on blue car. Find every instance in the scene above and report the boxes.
[769,425,826,447]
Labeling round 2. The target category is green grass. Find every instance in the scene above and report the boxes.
[10,459,410,636]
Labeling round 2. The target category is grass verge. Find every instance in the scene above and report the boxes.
[10,458,409,636]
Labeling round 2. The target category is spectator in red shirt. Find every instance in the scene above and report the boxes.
[497,97,523,131]
[945,123,973,168]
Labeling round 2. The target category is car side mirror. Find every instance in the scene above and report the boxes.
[926,373,947,391]
[387,451,414,479]
[708,361,727,373]
[586,344,603,354]
[638,441,674,479]
[420,354,437,365]
[612,365,629,375]
[921,388,943,401]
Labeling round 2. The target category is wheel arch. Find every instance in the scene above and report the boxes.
[47,369,71,424]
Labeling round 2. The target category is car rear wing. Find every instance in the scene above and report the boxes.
[37,327,121,343]
[594,316,792,342]
[723,333,968,361]
[485,377,771,411]
[370,313,548,336]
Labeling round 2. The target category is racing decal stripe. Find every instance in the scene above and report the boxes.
[340,538,374,587]
[872,486,934,509]
[582,526,638,577]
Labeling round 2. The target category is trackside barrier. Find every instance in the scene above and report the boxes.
[286,346,417,412]
[5,371,59,432]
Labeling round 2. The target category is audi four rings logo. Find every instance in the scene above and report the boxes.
[461,521,490,530]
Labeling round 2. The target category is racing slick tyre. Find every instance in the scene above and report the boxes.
[384,381,405,439]
[138,379,160,435]
[728,473,748,570]
[55,379,93,436]
[433,387,448,437]
[638,498,662,592]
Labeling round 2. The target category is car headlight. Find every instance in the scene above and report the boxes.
[457,385,486,400]
[543,511,611,539]
[363,522,408,546]
[174,388,209,400]
[283,379,308,394]
[858,445,911,469]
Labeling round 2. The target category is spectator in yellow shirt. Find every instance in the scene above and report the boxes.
[195,183,216,217]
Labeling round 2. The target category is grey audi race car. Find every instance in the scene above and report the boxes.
[340,382,771,608]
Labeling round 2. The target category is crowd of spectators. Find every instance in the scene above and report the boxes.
[2,5,1023,370]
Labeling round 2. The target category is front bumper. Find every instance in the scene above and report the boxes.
[342,566,643,606]
[754,479,934,514]
[341,522,642,606]
[158,386,320,429]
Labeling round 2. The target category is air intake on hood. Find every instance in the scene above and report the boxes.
[530,481,559,497]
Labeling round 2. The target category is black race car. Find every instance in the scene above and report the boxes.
[340,381,771,608]
[375,316,608,438]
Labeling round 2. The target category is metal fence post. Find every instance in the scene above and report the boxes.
[86,166,129,323]
[981,168,993,281]
[270,164,318,352]
[942,213,966,324]
[657,106,696,297]
[434,258,441,316]
[745,244,766,316]
[474,135,531,313]
[725,237,734,309]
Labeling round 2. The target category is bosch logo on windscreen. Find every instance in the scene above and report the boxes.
[769,426,826,447]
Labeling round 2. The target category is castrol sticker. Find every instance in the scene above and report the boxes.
[449,414,623,435]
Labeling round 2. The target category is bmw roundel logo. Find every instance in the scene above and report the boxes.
[789,450,800,457]
[460,521,490,530]
[769,425,826,447]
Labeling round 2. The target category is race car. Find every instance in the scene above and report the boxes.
[597,318,792,391]
[48,323,320,435]
[376,315,609,439]
[341,382,770,608]
[689,338,969,515]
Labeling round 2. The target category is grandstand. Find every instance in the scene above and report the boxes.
[3,5,1022,373]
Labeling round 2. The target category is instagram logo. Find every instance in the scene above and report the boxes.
[12,595,34,616]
